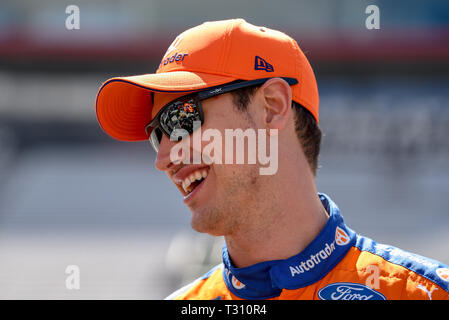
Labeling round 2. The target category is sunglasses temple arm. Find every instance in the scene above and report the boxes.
[198,77,298,100]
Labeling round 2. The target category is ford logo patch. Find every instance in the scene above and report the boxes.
[318,282,386,300]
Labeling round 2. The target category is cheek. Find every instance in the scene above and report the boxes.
[199,117,244,165]
[202,95,246,129]
[213,162,258,193]
[200,95,260,169]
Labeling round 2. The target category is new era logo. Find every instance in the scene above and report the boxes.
[255,56,274,72]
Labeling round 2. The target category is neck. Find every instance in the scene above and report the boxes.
[224,158,329,268]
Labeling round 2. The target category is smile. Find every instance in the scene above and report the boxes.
[182,169,208,194]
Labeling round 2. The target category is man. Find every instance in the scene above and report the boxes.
[96,19,449,300]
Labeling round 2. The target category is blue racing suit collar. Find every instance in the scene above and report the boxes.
[221,192,357,300]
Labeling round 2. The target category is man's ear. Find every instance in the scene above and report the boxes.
[259,78,292,132]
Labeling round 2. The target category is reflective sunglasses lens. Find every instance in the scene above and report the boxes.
[160,98,200,138]
[149,127,162,152]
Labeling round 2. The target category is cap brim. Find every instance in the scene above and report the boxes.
[95,71,237,141]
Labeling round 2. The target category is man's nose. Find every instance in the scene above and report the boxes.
[154,134,179,171]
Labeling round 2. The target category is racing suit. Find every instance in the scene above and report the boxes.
[166,193,449,300]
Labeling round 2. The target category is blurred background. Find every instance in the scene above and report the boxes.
[0,0,448,299]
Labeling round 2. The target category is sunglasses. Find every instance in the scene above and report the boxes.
[145,77,298,152]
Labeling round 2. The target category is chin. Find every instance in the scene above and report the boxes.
[190,207,226,236]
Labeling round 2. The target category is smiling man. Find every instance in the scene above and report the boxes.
[96,19,449,300]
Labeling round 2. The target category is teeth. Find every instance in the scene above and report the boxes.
[182,169,208,194]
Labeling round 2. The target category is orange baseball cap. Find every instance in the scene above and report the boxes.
[95,18,319,141]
